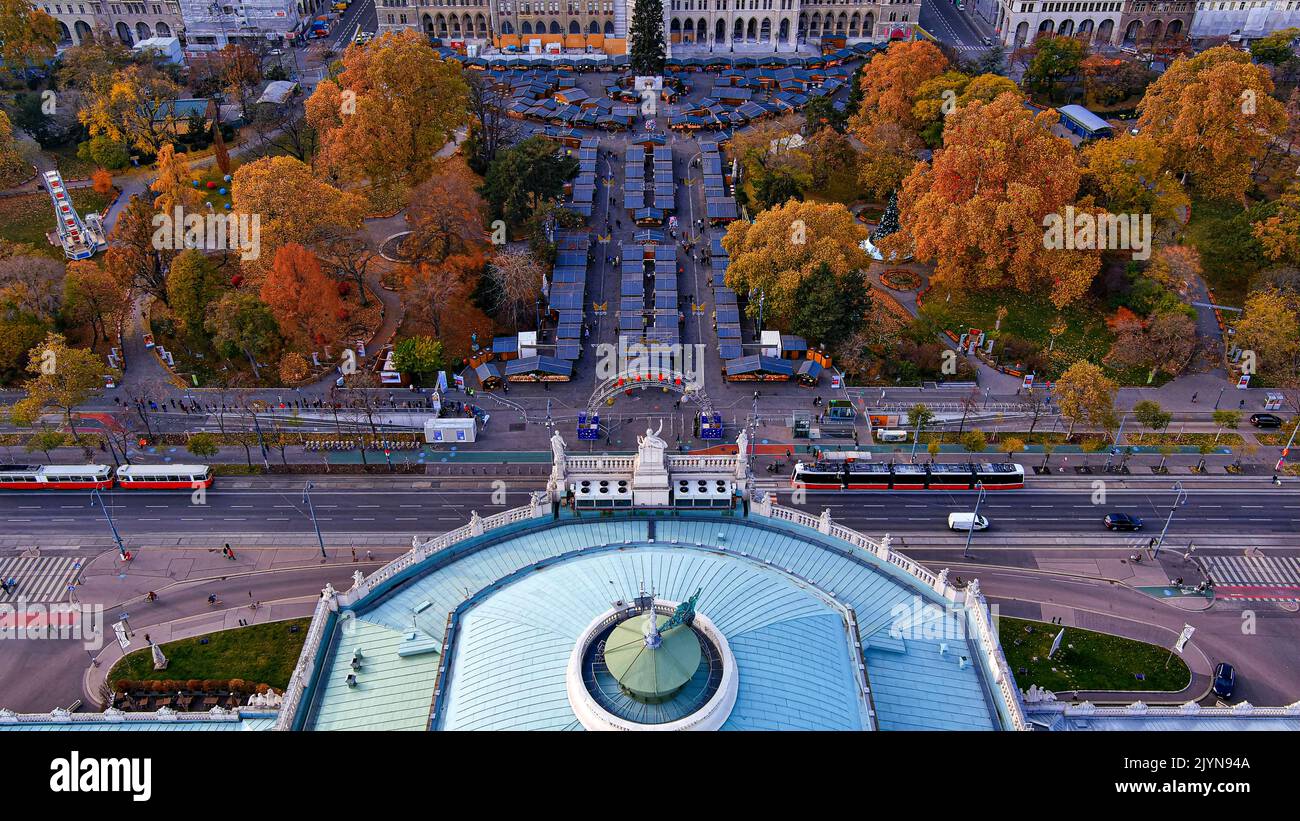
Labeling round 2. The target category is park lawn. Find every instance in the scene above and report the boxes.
[109,618,311,690]
[1000,616,1190,693]
[189,160,241,211]
[919,284,1114,380]
[49,143,100,180]
[1182,197,1258,308]
[0,188,114,259]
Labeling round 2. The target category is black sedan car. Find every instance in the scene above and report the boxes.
[1104,513,1144,531]
[1213,663,1236,699]
[1249,413,1284,428]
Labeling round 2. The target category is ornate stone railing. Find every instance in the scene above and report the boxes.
[563,455,737,473]
[0,706,256,724]
[273,595,333,731]
[964,581,1030,731]
[1025,700,1300,720]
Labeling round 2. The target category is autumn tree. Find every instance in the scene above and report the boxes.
[1082,55,1153,106]
[1055,360,1118,439]
[314,224,376,306]
[231,156,366,282]
[1233,289,1300,386]
[165,250,225,342]
[403,157,487,263]
[104,194,172,304]
[55,35,134,91]
[722,200,870,328]
[0,0,58,75]
[63,259,128,345]
[850,39,951,138]
[0,254,62,320]
[150,143,203,216]
[1136,46,1287,202]
[306,29,468,200]
[1080,133,1187,223]
[790,261,871,350]
[485,249,544,329]
[1253,181,1300,267]
[855,120,917,202]
[464,70,519,174]
[392,336,445,386]
[79,64,185,155]
[402,252,483,336]
[260,244,343,349]
[0,110,28,187]
[25,428,68,461]
[10,331,112,442]
[1133,399,1173,435]
[1107,306,1196,376]
[91,168,114,196]
[1023,35,1088,103]
[805,127,858,193]
[1144,245,1202,294]
[205,292,280,379]
[889,92,1099,308]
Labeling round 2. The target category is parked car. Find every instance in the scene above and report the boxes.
[1249,413,1284,428]
[1213,662,1236,698]
[1104,513,1144,531]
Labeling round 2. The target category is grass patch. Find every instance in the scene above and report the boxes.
[1127,432,1244,447]
[48,143,100,180]
[919,284,1115,381]
[1000,616,1190,693]
[1182,197,1259,308]
[0,188,113,259]
[108,618,310,690]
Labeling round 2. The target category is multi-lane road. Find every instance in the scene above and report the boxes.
[4,480,1298,540]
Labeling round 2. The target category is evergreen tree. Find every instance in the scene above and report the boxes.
[630,0,666,77]
[790,262,871,350]
[870,191,900,243]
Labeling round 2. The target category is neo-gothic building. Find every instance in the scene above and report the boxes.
[376,0,922,52]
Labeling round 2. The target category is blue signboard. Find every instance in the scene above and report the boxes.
[699,413,724,440]
[577,413,601,440]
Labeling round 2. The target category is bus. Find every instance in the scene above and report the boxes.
[793,461,1024,491]
[0,464,114,490]
[115,464,214,490]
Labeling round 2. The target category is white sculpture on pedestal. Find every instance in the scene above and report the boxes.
[631,422,671,506]
[734,428,750,480]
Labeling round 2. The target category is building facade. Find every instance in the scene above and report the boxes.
[41,1,183,47]
[376,0,922,53]
[992,0,1300,45]
[177,0,308,50]
[1189,0,1300,40]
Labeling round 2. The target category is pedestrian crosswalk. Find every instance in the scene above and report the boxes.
[0,556,84,603]
[1202,555,1300,601]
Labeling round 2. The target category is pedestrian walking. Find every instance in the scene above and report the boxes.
[351,547,357,563]
[1190,392,1198,403]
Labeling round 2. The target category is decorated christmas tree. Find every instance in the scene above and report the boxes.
[630,0,666,77]
[870,190,900,244]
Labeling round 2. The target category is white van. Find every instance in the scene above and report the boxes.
[875,428,909,443]
[947,512,989,532]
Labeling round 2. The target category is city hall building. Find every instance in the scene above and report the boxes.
[375,0,923,53]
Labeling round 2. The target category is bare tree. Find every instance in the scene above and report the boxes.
[314,225,376,306]
[465,71,520,173]
[486,249,544,330]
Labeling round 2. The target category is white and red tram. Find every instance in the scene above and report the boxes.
[115,464,214,490]
[0,464,114,490]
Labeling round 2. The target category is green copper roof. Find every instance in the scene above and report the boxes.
[603,615,702,701]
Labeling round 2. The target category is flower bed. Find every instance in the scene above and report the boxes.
[879,268,921,291]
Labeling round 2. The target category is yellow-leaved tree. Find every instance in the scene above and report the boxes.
[720,200,870,328]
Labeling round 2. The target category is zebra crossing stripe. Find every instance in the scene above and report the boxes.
[0,557,81,603]
[1201,556,1300,601]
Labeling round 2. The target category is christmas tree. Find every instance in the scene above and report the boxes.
[870,190,900,244]
[630,0,666,77]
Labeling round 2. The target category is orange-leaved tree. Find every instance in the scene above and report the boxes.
[260,244,344,349]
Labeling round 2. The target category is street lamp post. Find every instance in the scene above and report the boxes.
[90,488,127,558]
[909,414,923,462]
[303,482,327,560]
[962,481,986,559]
[1152,480,1187,558]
